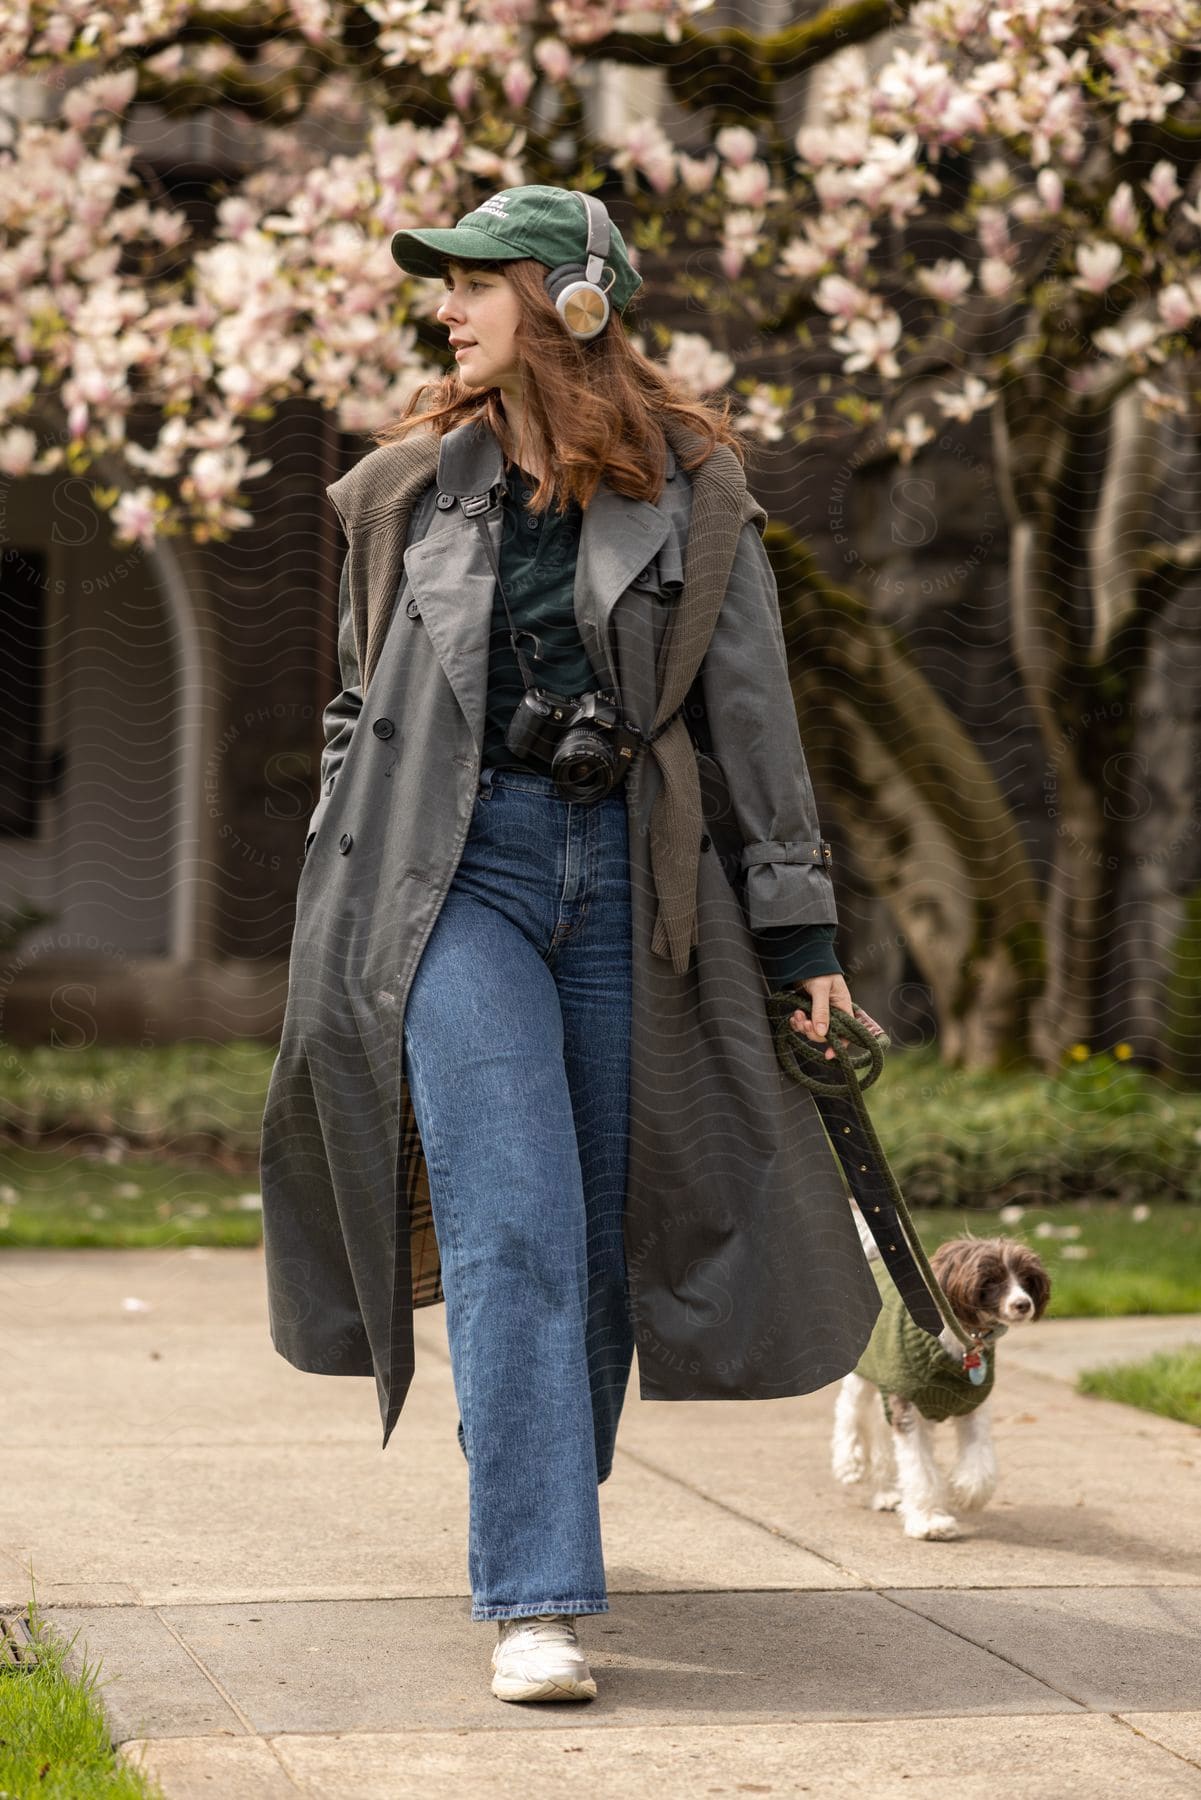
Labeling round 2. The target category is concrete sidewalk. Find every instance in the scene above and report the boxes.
[1,1245,1199,1797]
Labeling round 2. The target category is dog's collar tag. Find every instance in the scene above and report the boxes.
[962,1346,988,1384]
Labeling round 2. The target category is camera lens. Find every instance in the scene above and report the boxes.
[552,726,616,802]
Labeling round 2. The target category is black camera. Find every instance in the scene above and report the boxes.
[505,685,645,802]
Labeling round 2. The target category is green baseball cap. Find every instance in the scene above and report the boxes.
[389,184,642,314]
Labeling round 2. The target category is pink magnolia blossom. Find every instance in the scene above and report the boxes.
[1037,167,1064,213]
[1105,182,1139,239]
[502,60,534,108]
[1144,160,1180,212]
[813,274,873,321]
[532,36,575,81]
[111,486,160,547]
[732,384,785,443]
[1136,377,1187,421]
[1072,240,1124,294]
[1,0,1198,546]
[607,120,676,195]
[661,332,735,396]
[1092,317,1164,367]
[934,375,997,422]
[979,256,1016,297]
[678,153,718,195]
[1157,283,1197,330]
[0,427,38,476]
[722,162,776,209]
[829,313,902,379]
[448,68,477,111]
[886,410,935,464]
[719,211,763,281]
[714,126,757,168]
[915,258,972,303]
[976,205,1012,259]
[778,237,828,282]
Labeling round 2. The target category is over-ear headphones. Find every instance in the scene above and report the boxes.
[542,192,617,342]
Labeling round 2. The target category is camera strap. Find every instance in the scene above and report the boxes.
[459,488,681,751]
[460,489,543,689]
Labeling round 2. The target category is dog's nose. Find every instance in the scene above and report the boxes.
[1011,1296,1033,1314]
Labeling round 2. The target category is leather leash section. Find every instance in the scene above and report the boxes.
[766,989,979,1350]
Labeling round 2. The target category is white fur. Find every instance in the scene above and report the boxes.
[832,1203,1040,1540]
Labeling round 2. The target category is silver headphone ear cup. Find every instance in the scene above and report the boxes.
[556,280,610,339]
[544,266,610,339]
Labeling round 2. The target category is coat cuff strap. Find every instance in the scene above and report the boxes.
[739,839,836,931]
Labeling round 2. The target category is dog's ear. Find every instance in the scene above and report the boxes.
[1009,1243,1053,1319]
[929,1237,993,1332]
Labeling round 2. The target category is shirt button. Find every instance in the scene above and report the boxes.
[436,492,456,510]
[338,832,353,854]
[405,596,420,619]
[699,833,711,852]
[526,516,540,530]
[372,717,395,740]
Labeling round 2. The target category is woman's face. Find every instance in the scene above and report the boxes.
[436,262,523,395]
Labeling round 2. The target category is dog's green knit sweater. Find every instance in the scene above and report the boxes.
[854,1257,996,1421]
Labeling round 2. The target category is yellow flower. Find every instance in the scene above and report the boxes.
[1113,1042,1133,1061]
[1069,1043,1089,1062]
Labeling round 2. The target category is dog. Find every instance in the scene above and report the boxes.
[831,1204,1051,1539]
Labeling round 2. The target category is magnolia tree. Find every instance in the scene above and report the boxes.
[2,0,1200,1066]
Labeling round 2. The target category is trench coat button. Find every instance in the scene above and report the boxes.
[338,832,353,854]
[405,595,420,619]
[699,833,712,852]
[372,717,395,740]
[436,491,456,510]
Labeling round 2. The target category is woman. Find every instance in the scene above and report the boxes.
[260,184,884,1706]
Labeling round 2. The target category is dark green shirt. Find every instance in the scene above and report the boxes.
[482,462,842,986]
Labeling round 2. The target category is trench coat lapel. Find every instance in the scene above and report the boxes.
[403,417,674,740]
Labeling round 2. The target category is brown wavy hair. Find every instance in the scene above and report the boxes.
[373,254,747,517]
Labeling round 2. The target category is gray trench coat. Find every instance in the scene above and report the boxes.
[260,416,882,1449]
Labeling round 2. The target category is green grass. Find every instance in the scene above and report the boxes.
[0,1590,166,1799]
[906,1200,1201,1317]
[0,1145,261,1248]
[866,1045,1201,1207]
[1077,1347,1201,1428]
[0,1041,275,1164]
[3,1037,1201,1205]
[1,1138,1198,1318]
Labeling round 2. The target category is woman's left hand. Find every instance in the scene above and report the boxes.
[789,974,885,1062]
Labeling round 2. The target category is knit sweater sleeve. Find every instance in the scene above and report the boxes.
[751,921,843,986]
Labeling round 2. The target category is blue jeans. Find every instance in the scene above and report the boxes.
[402,763,635,1621]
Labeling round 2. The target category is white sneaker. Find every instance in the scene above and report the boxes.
[490,1612,598,1703]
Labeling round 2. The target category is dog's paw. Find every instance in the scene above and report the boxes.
[902,1510,961,1540]
[870,1488,901,1511]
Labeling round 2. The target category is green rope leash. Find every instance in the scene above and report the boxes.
[765,987,978,1354]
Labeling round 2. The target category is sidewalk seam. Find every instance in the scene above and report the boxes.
[1114,1713,1201,1775]
[146,1611,308,1794]
[876,1591,1092,1711]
